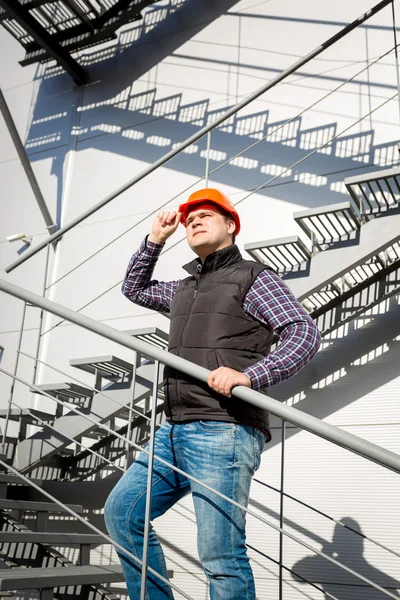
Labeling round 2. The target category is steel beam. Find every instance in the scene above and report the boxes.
[0,89,57,236]
[0,0,86,85]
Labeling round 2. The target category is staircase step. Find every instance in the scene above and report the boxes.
[0,499,83,513]
[0,409,54,424]
[345,165,400,215]
[30,383,94,402]
[16,362,156,473]
[294,200,360,247]
[245,235,311,273]
[285,211,400,303]
[0,474,43,486]
[0,532,103,544]
[70,355,133,380]
[0,564,124,591]
[123,326,169,349]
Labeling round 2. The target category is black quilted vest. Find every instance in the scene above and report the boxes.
[164,243,274,440]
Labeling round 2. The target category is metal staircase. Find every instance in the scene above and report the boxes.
[14,328,169,477]
[245,167,400,326]
[0,0,162,84]
[16,360,152,473]
[0,473,123,599]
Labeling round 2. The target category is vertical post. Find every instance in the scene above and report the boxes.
[205,131,211,187]
[32,243,51,385]
[94,368,102,392]
[140,360,160,600]
[359,190,365,224]
[1,302,27,451]
[0,89,57,236]
[278,419,286,600]
[125,352,138,470]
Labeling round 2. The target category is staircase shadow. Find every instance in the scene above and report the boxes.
[23,0,400,230]
[267,295,400,447]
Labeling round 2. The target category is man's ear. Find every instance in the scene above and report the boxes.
[227,219,236,235]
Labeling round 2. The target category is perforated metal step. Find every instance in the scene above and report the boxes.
[0,564,124,591]
[31,383,94,403]
[245,236,311,273]
[302,283,341,312]
[0,499,82,514]
[0,409,54,424]
[345,166,400,216]
[124,327,169,349]
[294,201,360,247]
[69,355,133,381]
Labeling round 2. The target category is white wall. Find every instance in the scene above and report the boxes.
[0,0,399,598]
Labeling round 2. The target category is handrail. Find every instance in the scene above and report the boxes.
[1,277,400,474]
[253,479,400,559]
[4,0,394,274]
[0,370,398,599]
[17,350,399,562]
[18,349,400,561]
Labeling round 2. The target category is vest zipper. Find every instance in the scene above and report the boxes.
[179,276,200,348]
[175,276,200,418]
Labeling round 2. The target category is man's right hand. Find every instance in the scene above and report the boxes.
[148,211,182,244]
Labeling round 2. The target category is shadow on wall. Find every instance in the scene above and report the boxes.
[267,295,400,447]
[292,518,400,599]
[24,0,400,228]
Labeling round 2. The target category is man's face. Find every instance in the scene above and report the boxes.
[185,202,235,260]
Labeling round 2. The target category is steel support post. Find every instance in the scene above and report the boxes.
[205,131,211,188]
[1,302,27,451]
[279,420,286,600]
[32,244,51,385]
[0,89,57,237]
[140,361,160,600]
[125,352,138,470]
[391,1,400,129]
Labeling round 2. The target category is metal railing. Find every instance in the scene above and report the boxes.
[0,280,400,599]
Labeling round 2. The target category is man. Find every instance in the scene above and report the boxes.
[104,188,321,599]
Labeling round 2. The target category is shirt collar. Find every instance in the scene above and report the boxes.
[183,244,242,276]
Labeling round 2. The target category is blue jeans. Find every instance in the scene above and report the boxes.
[104,420,265,600]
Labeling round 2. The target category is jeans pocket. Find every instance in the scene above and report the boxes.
[196,420,237,433]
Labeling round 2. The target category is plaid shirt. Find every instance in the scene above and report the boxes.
[122,237,321,391]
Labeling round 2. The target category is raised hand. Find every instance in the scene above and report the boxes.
[149,211,182,244]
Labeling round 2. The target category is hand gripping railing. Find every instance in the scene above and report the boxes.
[4,0,395,274]
[1,279,400,599]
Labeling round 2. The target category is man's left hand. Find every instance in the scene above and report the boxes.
[207,367,252,398]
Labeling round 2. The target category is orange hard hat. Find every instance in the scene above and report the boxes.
[178,188,241,236]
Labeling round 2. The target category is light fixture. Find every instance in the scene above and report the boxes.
[7,232,32,245]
